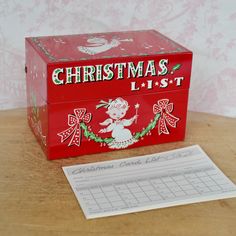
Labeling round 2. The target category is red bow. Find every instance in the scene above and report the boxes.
[58,108,92,146]
[153,99,179,135]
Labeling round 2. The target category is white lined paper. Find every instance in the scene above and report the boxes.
[63,145,236,219]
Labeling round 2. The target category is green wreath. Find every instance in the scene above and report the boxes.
[80,113,161,144]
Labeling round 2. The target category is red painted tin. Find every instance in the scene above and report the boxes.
[25,30,192,160]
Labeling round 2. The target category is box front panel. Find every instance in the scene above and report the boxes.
[47,53,192,104]
[48,90,189,159]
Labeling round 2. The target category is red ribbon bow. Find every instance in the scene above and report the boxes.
[153,99,179,135]
[58,108,92,146]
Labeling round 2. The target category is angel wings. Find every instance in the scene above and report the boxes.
[78,37,133,55]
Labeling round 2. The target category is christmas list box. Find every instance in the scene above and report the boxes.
[25,30,192,160]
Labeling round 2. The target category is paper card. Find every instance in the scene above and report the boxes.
[63,145,236,219]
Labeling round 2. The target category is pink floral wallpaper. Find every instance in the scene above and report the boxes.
[0,0,236,117]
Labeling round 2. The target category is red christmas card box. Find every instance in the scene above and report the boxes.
[25,30,192,160]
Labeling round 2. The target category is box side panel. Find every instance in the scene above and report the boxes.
[26,37,51,64]
[25,40,48,156]
[47,89,189,160]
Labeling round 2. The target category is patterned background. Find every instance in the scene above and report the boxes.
[0,0,236,117]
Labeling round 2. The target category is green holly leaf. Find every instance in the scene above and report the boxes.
[95,137,103,142]
[104,138,113,143]
[172,64,181,71]
[134,132,141,139]
[89,133,96,139]
[83,130,89,138]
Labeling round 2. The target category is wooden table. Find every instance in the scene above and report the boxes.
[0,109,236,236]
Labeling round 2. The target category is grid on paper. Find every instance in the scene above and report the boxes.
[77,167,236,215]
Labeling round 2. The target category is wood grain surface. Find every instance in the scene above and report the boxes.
[0,109,236,236]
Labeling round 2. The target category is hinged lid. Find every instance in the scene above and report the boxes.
[26,30,192,104]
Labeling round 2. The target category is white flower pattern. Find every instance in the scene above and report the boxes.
[0,0,236,117]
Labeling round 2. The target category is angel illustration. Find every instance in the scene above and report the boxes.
[78,37,133,55]
[97,97,138,149]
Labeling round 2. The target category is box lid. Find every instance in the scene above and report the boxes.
[27,30,190,63]
[26,30,192,104]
